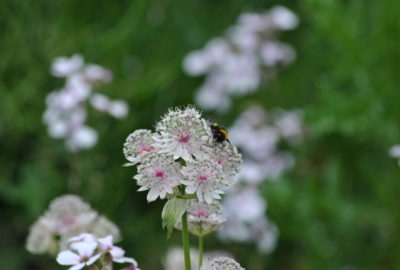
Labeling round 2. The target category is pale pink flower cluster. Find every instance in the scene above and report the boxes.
[230,106,302,183]
[183,6,298,112]
[26,195,120,255]
[218,105,303,253]
[57,233,140,270]
[123,106,242,204]
[43,54,129,151]
[174,200,226,236]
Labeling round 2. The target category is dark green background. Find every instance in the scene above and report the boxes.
[1,0,400,269]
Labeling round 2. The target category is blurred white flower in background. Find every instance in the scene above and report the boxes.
[389,144,400,166]
[51,54,84,77]
[268,5,299,30]
[218,105,303,254]
[26,195,121,255]
[164,247,200,270]
[183,6,299,113]
[56,233,140,270]
[202,256,245,270]
[43,54,129,151]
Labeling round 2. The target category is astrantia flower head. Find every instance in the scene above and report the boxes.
[203,257,245,270]
[41,195,98,235]
[212,142,242,178]
[123,129,156,166]
[26,195,123,256]
[181,159,227,204]
[175,200,226,236]
[134,154,183,202]
[153,106,213,162]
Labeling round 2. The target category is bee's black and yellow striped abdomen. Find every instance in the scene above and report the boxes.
[210,123,229,143]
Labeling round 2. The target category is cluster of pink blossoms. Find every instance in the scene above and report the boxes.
[43,54,129,151]
[219,106,303,253]
[123,106,242,204]
[26,195,120,255]
[183,6,299,112]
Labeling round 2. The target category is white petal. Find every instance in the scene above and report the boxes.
[196,189,204,202]
[98,235,113,250]
[147,188,159,202]
[113,256,138,265]
[185,184,198,194]
[57,250,80,265]
[204,192,212,204]
[72,241,98,257]
[137,186,149,191]
[69,263,86,270]
[110,246,125,258]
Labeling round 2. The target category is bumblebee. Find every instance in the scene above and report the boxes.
[210,122,230,143]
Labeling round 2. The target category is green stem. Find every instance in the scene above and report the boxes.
[198,235,204,269]
[182,212,192,270]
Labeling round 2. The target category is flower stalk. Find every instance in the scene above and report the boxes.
[181,212,192,270]
[198,235,204,269]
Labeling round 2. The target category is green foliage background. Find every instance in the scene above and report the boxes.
[1,0,400,269]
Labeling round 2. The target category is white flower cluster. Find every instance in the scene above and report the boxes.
[43,54,129,151]
[231,106,302,183]
[219,105,303,253]
[183,6,299,112]
[26,195,120,255]
[123,106,242,204]
[164,247,232,270]
[174,200,226,236]
[389,145,400,166]
[57,233,140,270]
[202,257,245,270]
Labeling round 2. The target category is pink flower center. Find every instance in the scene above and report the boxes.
[61,216,76,228]
[216,159,223,164]
[154,170,165,179]
[140,144,154,153]
[198,174,209,181]
[194,209,209,218]
[177,131,192,143]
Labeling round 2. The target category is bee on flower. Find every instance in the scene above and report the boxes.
[123,106,242,204]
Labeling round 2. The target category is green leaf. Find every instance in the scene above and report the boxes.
[161,198,188,238]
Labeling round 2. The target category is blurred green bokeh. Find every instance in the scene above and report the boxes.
[1,0,400,269]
